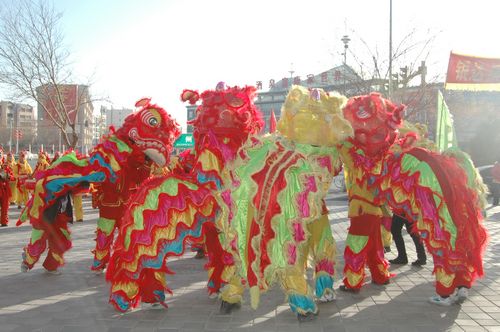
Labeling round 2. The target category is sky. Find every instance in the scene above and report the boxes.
[2,0,500,131]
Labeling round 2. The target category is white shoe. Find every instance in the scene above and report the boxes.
[45,269,61,275]
[21,262,29,273]
[429,294,455,306]
[456,287,468,304]
[318,291,336,303]
[208,292,219,300]
[92,268,105,275]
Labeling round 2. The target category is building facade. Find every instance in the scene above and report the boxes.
[185,64,500,166]
[36,84,94,154]
[0,101,36,153]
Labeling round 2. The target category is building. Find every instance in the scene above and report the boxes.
[185,63,500,166]
[102,106,133,129]
[0,101,36,153]
[36,84,94,154]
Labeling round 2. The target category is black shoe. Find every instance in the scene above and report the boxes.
[297,311,318,322]
[389,257,408,265]
[411,259,426,266]
[338,285,360,293]
[219,300,241,314]
[194,249,205,259]
[0,224,7,227]
[17,205,22,209]
[384,246,391,253]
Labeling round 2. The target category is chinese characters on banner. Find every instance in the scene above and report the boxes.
[256,70,343,90]
[445,52,500,91]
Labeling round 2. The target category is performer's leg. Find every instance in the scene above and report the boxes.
[381,215,392,251]
[366,216,391,285]
[73,194,83,222]
[204,222,235,296]
[404,219,427,264]
[342,216,370,290]
[139,269,169,308]
[0,194,9,226]
[9,181,17,204]
[282,265,318,318]
[307,214,336,301]
[43,218,72,271]
[92,207,118,270]
[22,226,48,270]
[390,214,407,263]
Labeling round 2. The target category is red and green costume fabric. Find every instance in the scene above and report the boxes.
[105,84,264,312]
[339,93,488,296]
[18,98,181,272]
[22,195,73,271]
[218,135,342,316]
[375,147,488,296]
[338,141,393,289]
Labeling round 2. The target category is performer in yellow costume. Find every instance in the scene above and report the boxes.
[14,151,33,209]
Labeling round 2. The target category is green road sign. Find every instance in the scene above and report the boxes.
[174,133,194,148]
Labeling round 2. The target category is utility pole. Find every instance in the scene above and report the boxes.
[7,112,13,153]
[388,0,393,98]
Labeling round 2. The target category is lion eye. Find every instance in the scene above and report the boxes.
[148,117,158,126]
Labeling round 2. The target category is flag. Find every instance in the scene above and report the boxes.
[445,52,500,91]
[269,109,277,133]
[436,90,458,152]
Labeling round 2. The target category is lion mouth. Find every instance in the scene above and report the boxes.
[143,148,167,167]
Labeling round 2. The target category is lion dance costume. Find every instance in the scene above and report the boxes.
[105,83,264,312]
[217,86,353,321]
[18,98,180,273]
[338,92,488,305]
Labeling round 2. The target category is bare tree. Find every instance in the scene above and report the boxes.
[0,0,94,148]
[343,27,442,122]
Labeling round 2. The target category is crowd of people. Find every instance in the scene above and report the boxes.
[0,84,493,322]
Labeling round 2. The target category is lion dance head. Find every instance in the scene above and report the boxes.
[116,98,181,167]
[182,82,264,157]
[278,85,352,146]
[343,92,405,157]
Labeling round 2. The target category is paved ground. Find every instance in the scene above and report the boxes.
[0,189,499,332]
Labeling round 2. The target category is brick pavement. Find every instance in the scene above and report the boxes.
[0,191,499,332]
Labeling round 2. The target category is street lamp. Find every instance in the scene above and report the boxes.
[7,112,13,152]
[341,35,351,65]
[341,35,351,94]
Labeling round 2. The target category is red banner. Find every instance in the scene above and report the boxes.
[446,52,500,84]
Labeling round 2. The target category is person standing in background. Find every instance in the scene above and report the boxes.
[14,151,32,209]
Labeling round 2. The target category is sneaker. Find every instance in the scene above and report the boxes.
[45,269,61,275]
[318,291,336,303]
[194,249,205,259]
[76,219,83,223]
[208,292,219,300]
[21,262,29,273]
[297,311,318,322]
[455,287,468,304]
[429,294,455,306]
[338,285,360,293]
